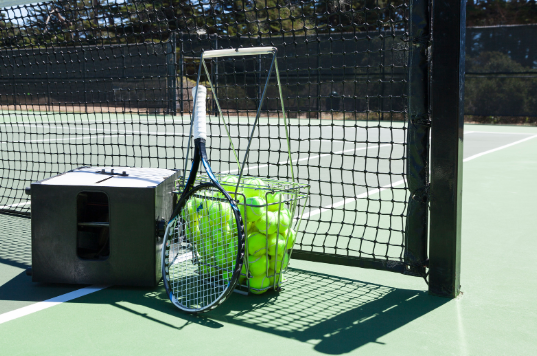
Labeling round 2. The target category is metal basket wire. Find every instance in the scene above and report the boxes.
[176,47,310,294]
[175,174,310,294]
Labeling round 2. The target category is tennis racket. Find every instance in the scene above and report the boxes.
[162,85,245,313]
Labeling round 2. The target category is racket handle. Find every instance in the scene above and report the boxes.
[192,85,207,140]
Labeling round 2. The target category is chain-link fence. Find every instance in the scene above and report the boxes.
[465,24,537,123]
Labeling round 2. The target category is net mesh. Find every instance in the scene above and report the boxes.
[1,0,411,267]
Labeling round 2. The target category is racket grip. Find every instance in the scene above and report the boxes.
[192,85,207,140]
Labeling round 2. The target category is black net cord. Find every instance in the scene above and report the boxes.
[404,0,430,276]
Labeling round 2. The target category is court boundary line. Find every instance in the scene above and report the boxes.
[1,133,534,326]
[302,134,537,220]
[0,202,30,209]
[0,118,407,128]
[0,285,108,325]
[222,142,403,174]
[465,131,536,136]
[1,134,120,145]
[463,134,537,162]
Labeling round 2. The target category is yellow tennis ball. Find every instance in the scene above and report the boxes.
[269,252,289,273]
[249,275,270,294]
[198,214,213,238]
[196,240,211,258]
[248,254,267,276]
[268,268,283,287]
[248,231,267,256]
[214,243,235,269]
[197,191,213,212]
[266,192,284,212]
[245,197,266,223]
[185,199,200,223]
[199,263,217,276]
[284,228,296,250]
[277,208,292,229]
[246,222,258,236]
[267,233,286,257]
[222,270,233,282]
[194,237,209,257]
[221,175,241,194]
[243,177,266,198]
[186,221,201,244]
[208,201,233,229]
[213,226,233,247]
[255,211,278,235]
[194,198,210,219]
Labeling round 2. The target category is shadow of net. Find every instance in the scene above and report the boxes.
[143,267,447,354]
[0,215,31,269]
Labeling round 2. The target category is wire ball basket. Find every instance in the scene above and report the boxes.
[175,174,310,294]
[174,47,310,295]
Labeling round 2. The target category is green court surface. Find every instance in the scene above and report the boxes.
[1,124,536,355]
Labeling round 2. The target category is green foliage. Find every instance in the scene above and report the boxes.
[465,51,537,119]
[0,0,412,47]
[466,51,526,73]
[467,0,537,26]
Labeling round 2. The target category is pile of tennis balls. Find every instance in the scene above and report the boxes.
[181,175,297,294]
[183,190,237,281]
[227,176,297,295]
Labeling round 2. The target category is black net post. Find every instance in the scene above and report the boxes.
[429,0,466,298]
[404,0,430,277]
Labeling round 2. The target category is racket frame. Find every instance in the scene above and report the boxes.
[162,95,245,314]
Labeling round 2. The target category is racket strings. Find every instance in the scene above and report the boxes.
[165,186,239,310]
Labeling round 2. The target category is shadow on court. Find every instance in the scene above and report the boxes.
[0,215,31,270]
[62,268,448,354]
[0,212,447,353]
[206,268,449,354]
[0,262,448,353]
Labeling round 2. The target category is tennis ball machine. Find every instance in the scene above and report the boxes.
[28,166,179,287]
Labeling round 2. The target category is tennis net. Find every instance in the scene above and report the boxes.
[0,0,429,276]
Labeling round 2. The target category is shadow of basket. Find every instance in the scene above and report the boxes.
[141,267,448,354]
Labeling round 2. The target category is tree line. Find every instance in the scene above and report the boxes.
[0,0,410,47]
[1,0,535,47]
[468,0,537,26]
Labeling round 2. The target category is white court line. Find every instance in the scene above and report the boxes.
[465,131,536,136]
[0,134,119,144]
[0,124,186,138]
[463,134,537,162]
[0,119,391,129]
[301,179,406,219]
[315,139,374,143]
[0,286,108,325]
[302,134,537,219]
[2,133,534,325]
[222,142,400,174]
[0,202,30,209]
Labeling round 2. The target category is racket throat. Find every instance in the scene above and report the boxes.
[196,139,218,183]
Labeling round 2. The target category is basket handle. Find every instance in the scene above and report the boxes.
[235,54,295,192]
